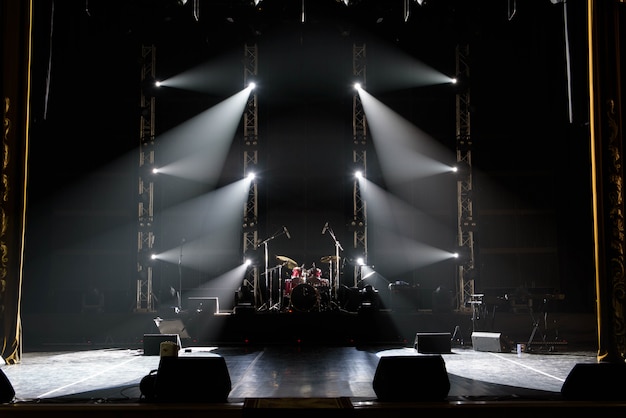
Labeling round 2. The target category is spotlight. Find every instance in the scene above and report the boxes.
[354,82,362,90]
[452,246,471,263]
[453,72,470,92]
[141,77,160,97]
[454,160,471,176]
[354,170,363,178]
[246,172,255,180]
[248,82,256,90]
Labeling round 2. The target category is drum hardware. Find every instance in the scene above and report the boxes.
[257,228,291,311]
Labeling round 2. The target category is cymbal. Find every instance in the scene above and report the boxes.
[320,255,340,263]
[276,255,298,269]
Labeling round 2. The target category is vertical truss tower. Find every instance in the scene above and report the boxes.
[136,45,157,312]
[242,44,260,307]
[352,44,368,285]
[455,44,476,312]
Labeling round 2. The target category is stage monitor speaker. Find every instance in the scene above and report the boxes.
[147,356,231,403]
[0,369,15,404]
[372,355,450,402]
[561,362,626,401]
[471,332,510,352]
[143,334,182,356]
[414,332,452,354]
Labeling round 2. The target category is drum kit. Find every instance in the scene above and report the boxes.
[276,255,339,312]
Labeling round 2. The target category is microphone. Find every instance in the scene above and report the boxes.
[321,222,329,234]
[283,226,291,239]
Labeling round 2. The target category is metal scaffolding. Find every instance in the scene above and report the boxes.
[352,43,368,286]
[136,45,157,312]
[242,43,260,308]
[455,43,476,312]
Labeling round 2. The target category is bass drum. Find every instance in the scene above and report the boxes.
[290,284,319,312]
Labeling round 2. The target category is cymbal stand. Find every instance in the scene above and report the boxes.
[257,227,289,311]
[325,224,343,302]
[269,264,283,311]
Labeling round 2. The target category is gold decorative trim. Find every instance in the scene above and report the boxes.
[606,98,626,353]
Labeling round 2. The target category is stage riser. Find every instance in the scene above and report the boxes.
[21,311,597,349]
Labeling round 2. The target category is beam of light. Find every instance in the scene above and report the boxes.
[151,176,253,273]
[365,38,455,93]
[154,87,252,185]
[356,175,455,279]
[185,262,251,311]
[356,87,456,194]
[154,52,243,96]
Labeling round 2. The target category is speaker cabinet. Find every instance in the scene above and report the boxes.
[414,332,452,354]
[471,332,510,352]
[0,369,15,404]
[143,334,182,356]
[562,362,626,401]
[147,356,232,403]
[372,355,450,401]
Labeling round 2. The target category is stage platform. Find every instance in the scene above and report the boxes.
[4,309,622,418]
[21,307,597,351]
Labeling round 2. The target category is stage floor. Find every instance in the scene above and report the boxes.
[1,343,598,403]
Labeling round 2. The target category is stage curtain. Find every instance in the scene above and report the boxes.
[0,0,32,364]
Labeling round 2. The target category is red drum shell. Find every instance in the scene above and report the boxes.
[291,267,302,279]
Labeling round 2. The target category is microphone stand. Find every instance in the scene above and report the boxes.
[178,238,185,311]
[257,227,289,311]
[325,225,343,302]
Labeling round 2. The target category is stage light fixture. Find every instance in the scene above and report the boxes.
[354,82,361,90]
[452,246,471,263]
[453,72,470,92]
[454,160,471,176]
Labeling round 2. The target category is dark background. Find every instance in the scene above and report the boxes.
[23,0,594,314]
